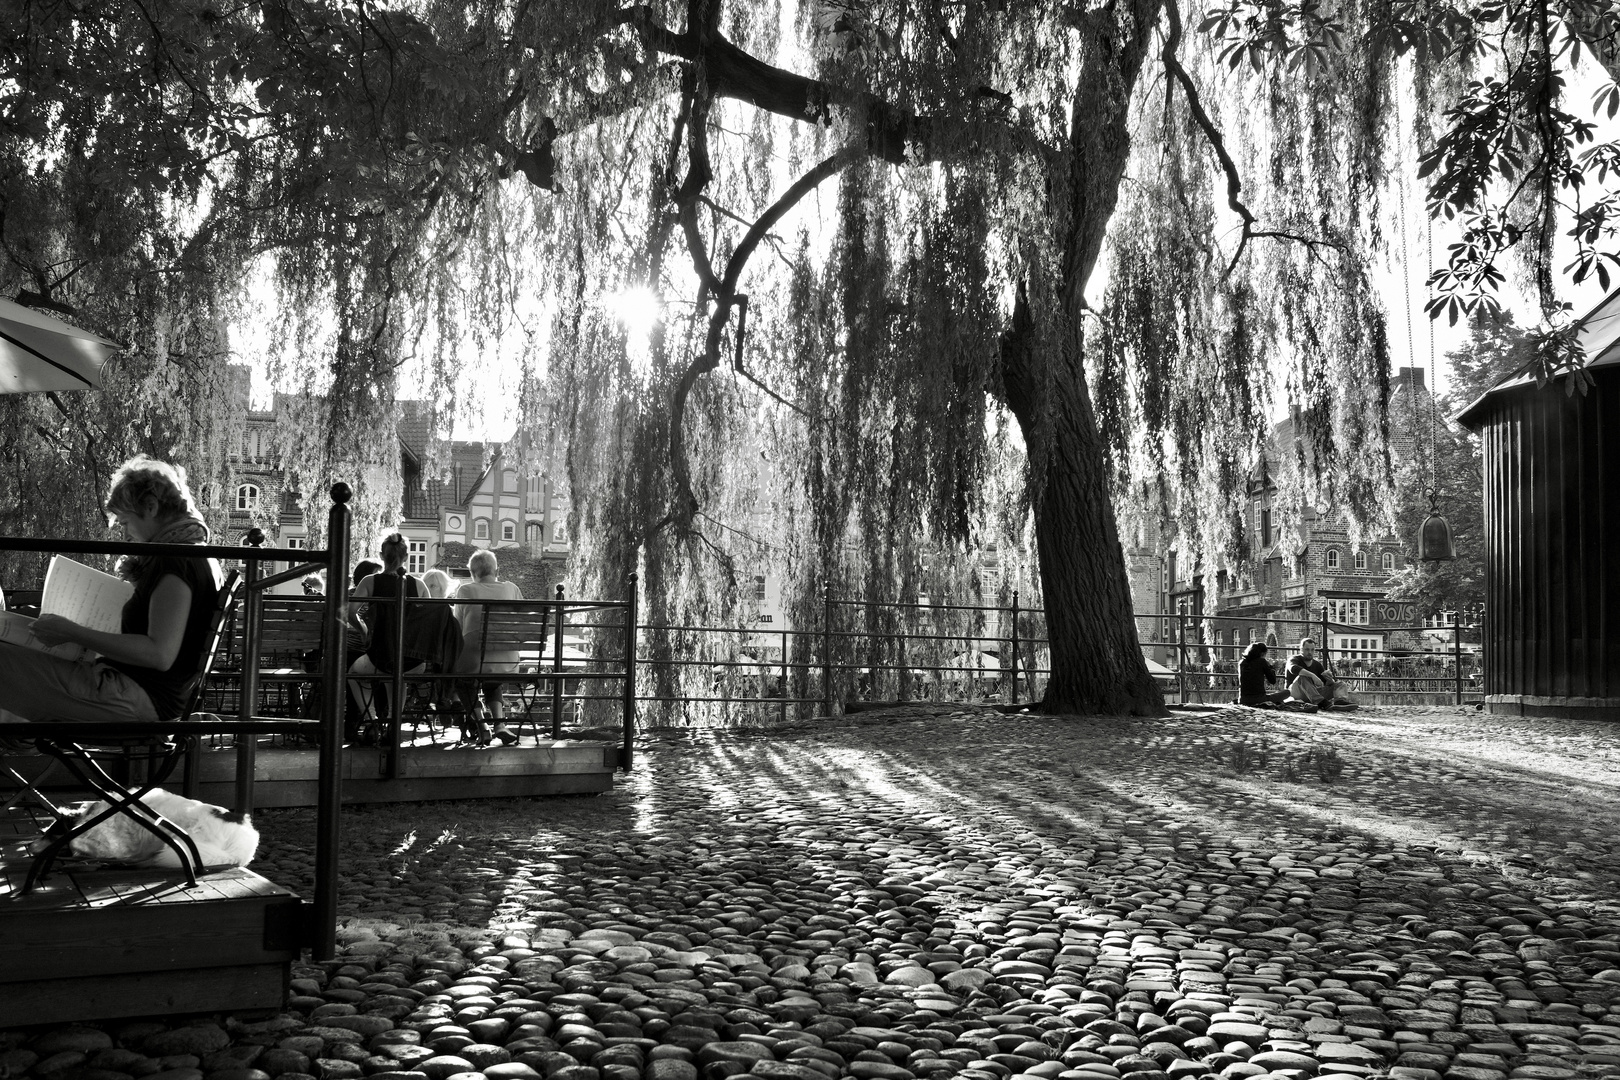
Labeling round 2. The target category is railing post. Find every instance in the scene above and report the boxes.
[822,586,833,719]
[233,528,265,814]
[620,574,637,770]
[1009,590,1020,706]
[314,483,351,963]
[780,628,788,726]
[1176,614,1186,705]
[385,567,406,781]
[1452,609,1463,705]
[1321,604,1330,669]
[552,583,566,739]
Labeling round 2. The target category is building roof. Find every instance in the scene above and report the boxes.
[1456,289,1620,428]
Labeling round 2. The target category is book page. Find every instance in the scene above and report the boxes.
[0,610,89,661]
[41,555,134,636]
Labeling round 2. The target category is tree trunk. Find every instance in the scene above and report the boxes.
[1002,0,1168,717]
[1028,360,1166,716]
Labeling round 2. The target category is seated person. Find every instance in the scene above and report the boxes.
[1286,637,1349,706]
[452,549,524,746]
[1237,641,1292,707]
[345,535,424,740]
[0,456,222,723]
[343,558,383,660]
[422,569,454,598]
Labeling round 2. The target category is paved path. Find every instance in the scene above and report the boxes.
[5,704,1619,1080]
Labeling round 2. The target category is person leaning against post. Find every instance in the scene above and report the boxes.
[0,455,223,725]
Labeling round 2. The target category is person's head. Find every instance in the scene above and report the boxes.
[1243,640,1269,659]
[352,559,382,587]
[379,531,408,572]
[105,456,195,540]
[302,573,325,596]
[1299,637,1316,657]
[469,549,499,580]
[422,569,453,598]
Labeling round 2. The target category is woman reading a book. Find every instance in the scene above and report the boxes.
[0,456,221,724]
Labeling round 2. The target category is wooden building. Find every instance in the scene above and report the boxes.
[1457,293,1620,721]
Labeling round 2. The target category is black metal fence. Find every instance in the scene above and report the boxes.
[1137,608,1483,705]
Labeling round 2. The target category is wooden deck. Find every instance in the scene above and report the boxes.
[0,812,302,1025]
[3,737,620,808]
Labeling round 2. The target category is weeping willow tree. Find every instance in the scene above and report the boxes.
[5,0,1618,714]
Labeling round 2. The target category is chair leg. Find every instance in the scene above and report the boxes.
[25,741,204,892]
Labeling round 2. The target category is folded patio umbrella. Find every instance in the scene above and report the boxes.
[0,297,119,393]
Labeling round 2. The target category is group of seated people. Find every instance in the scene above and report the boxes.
[0,455,531,749]
[342,533,527,747]
[1238,636,1354,710]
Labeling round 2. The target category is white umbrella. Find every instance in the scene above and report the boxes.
[0,297,119,393]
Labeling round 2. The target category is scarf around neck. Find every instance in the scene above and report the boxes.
[117,513,212,580]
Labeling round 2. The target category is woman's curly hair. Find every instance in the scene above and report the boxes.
[105,456,195,521]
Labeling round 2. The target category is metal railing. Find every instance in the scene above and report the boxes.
[1140,607,1483,705]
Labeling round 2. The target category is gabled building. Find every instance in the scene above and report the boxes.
[1147,367,1441,663]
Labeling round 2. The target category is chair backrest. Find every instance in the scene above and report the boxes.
[476,606,549,668]
[257,596,326,660]
[177,570,241,721]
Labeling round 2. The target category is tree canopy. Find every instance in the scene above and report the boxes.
[4,0,1618,714]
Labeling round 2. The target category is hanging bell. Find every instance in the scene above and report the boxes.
[1418,500,1456,562]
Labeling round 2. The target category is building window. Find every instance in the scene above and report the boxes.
[503,470,518,493]
[1325,548,1340,570]
[525,522,542,551]
[236,484,260,512]
[526,475,545,512]
[284,535,305,574]
[1354,550,1368,570]
[754,575,767,601]
[501,520,516,541]
[552,515,568,544]
[1326,598,1370,625]
[474,518,489,540]
[1294,553,1307,577]
[407,540,426,574]
[1260,508,1272,547]
[1381,551,1395,572]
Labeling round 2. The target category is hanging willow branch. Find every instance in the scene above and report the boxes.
[665,143,864,534]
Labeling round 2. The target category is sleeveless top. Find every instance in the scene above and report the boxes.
[103,555,222,719]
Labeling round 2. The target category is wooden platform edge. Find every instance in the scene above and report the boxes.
[195,769,612,807]
[0,962,289,1026]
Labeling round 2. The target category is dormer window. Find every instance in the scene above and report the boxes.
[236,484,260,512]
[1354,550,1368,571]
[1325,549,1340,570]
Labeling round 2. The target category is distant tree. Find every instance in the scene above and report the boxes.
[1389,312,1529,614]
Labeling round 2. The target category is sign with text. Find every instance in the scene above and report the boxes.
[1373,600,1417,625]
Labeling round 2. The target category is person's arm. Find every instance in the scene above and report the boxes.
[345,575,375,632]
[33,575,193,670]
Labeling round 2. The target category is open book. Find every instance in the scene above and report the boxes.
[0,556,135,661]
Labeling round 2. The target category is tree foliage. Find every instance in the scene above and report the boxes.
[4,0,1618,714]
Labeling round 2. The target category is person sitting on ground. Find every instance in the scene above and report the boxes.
[1238,641,1295,708]
[0,456,222,723]
[1286,637,1352,708]
[452,549,525,746]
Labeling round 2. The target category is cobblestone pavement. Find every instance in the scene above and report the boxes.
[6,704,1620,1080]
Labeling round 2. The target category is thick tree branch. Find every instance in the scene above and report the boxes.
[664,146,861,532]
